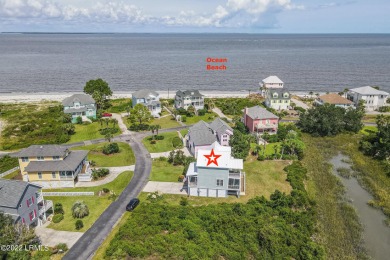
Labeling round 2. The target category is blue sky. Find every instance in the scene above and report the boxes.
[0,0,389,33]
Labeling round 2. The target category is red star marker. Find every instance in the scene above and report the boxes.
[204,149,222,166]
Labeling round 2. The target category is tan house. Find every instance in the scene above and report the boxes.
[17,145,91,188]
[315,93,354,109]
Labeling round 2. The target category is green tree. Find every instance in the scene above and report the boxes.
[360,115,390,160]
[204,99,215,112]
[229,131,250,160]
[129,104,153,125]
[84,79,112,109]
[187,105,196,116]
[297,104,363,137]
[105,132,113,142]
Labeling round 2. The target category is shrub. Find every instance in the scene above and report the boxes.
[158,156,167,161]
[378,106,390,112]
[75,220,84,230]
[257,154,265,161]
[71,201,89,218]
[108,192,118,201]
[150,140,156,144]
[155,135,165,140]
[76,116,83,124]
[54,203,64,214]
[178,175,185,182]
[102,143,120,155]
[197,109,207,116]
[172,137,183,148]
[99,127,119,135]
[52,214,64,223]
[180,197,189,206]
[103,188,110,193]
[91,168,110,180]
[56,243,68,252]
[181,116,187,122]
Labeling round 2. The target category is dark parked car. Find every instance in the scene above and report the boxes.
[126,198,140,211]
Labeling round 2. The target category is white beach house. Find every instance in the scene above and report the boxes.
[347,86,389,111]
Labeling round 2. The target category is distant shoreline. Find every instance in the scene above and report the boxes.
[0,90,326,104]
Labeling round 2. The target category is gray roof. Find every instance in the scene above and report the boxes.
[244,106,279,120]
[208,117,233,134]
[268,89,291,100]
[132,89,159,99]
[176,90,204,98]
[24,150,88,172]
[0,180,41,209]
[62,94,95,106]
[188,121,217,146]
[18,145,69,157]
[349,86,389,96]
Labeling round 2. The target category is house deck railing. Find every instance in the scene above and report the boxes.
[228,185,240,190]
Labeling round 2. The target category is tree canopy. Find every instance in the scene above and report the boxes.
[84,78,112,109]
[297,104,364,137]
[229,130,250,160]
[360,115,390,161]
[128,104,153,125]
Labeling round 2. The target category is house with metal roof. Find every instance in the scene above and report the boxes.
[347,86,389,111]
[186,141,245,197]
[0,179,52,226]
[17,145,91,188]
[132,89,161,117]
[186,118,233,157]
[174,90,204,110]
[265,88,291,110]
[259,76,284,96]
[315,93,354,109]
[243,105,279,134]
[62,94,97,123]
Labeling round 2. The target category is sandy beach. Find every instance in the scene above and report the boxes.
[0,90,253,104]
[0,90,326,104]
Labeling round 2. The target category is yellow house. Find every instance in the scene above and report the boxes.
[18,145,90,188]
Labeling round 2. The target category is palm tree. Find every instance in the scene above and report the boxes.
[149,125,156,139]
[105,132,113,142]
[155,124,161,135]
[111,118,118,128]
[105,118,110,127]
[72,201,89,218]
[126,105,131,116]
[99,118,104,128]
[309,91,314,98]
[253,145,262,156]
[187,105,196,116]
[205,99,215,112]
[162,100,169,109]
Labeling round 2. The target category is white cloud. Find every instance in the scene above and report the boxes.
[0,0,304,29]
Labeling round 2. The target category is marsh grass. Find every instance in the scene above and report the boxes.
[337,167,353,179]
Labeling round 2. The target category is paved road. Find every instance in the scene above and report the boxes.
[63,137,152,260]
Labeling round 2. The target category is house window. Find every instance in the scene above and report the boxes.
[273,93,278,98]
[53,156,60,160]
[52,172,56,179]
[37,156,44,161]
[27,198,32,207]
[284,93,289,98]
[38,172,42,179]
[21,157,29,162]
[216,179,224,187]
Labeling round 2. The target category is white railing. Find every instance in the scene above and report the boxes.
[42,192,94,196]
[0,167,20,178]
[45,200,53,210]
[78,173,92,182]
[36,192,43,203]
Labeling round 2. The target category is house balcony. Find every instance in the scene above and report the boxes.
[38,200,53,216]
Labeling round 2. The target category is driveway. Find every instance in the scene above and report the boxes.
[143,181,187,195]
[63,137,152,260]
[291,98,310,110]
[112,113,131,135]
[212,107,232,121]
[35,224,84,248]
[75,165,135,187]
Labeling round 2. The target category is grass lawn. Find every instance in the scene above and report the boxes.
[2,170,21,180]
[180,129,188,137]
[185,112,218,125]
[150,115,181,129]
[142,132,182,153]
[141,159,291,206]
[362,114,378,123]
[71,142,135,167]
[150,159,184,182]
[250,142,282,156]
[46,171,133,232]
[67,122,120,143]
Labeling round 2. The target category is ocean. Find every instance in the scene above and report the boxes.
[0,33,389,94]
